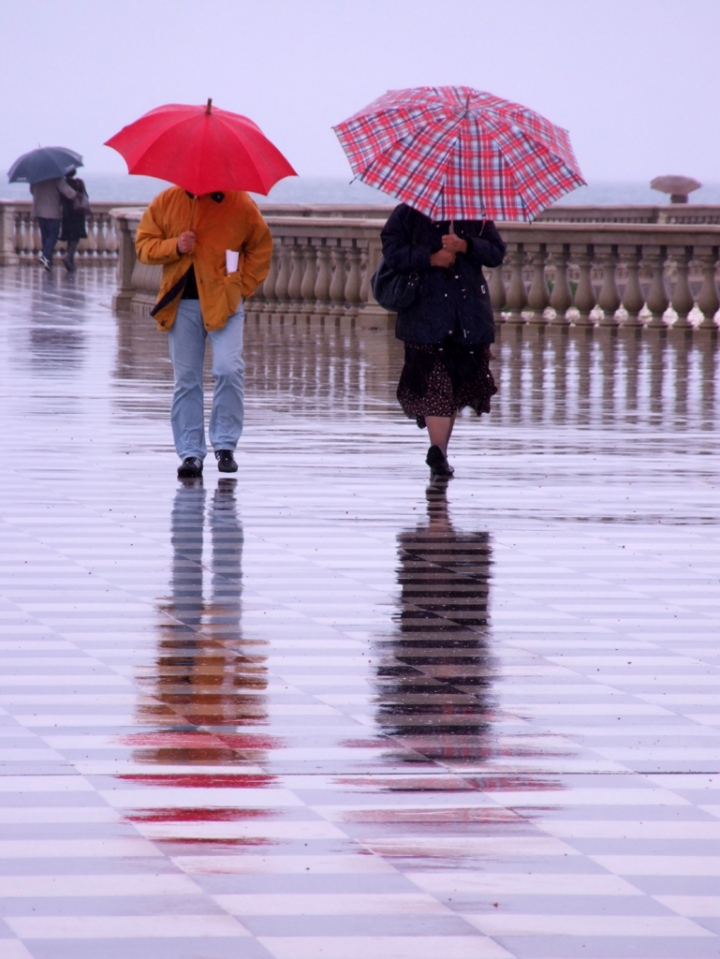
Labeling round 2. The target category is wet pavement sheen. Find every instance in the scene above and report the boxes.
[0,266,719,958]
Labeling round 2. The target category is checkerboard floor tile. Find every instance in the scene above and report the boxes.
[0,266,718,957]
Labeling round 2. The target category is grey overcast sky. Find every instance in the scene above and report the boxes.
[2,0,718,183]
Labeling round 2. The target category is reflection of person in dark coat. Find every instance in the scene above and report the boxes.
[381,203,506,477]
[59,168,88,272]
[373,480,495,763]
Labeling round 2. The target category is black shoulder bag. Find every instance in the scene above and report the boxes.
[371,257,421,312]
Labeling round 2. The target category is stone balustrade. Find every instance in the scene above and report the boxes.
[0,200,141,265]
[111,206,720,331]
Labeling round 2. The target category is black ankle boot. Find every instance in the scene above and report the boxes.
[426,446,454,477]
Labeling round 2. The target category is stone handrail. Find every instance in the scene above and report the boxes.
[111,206,720,330]
[0,200,140,265]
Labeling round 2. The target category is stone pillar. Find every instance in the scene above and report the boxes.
[547,244,572,325]
[596,245,621,326]
[504,245,527,321]
[0,204,19,266]
[525,244,549,324]
[111,211,139,312]
[695,247,720,329]
[668,245,694,328]
[314,242,332,315]
[571,245,596,325]
[620,245,644,325]
[300,241,318,314]
[643,246,669,327]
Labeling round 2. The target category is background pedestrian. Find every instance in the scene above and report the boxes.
[30,174,77,269]
[60,167,90,272]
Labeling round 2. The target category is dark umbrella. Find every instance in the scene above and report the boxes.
[7,146,83,184]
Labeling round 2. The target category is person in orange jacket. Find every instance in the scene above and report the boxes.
[136,187,272,478]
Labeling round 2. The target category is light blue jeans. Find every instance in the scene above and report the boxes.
[167,299,245,460]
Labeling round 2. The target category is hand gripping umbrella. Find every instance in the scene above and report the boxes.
[8,146,83,184]
[105,99,296,198]
[333,86,586,222]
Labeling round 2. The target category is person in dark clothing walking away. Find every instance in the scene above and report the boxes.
[60,168,89,272]
[380,203,506,477]
[30,175,77,270]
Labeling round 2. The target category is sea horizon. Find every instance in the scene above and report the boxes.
[2,173,719,206]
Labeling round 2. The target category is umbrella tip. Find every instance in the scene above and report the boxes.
[205,98,212,115]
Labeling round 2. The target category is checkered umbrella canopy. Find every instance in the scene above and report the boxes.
[333,86,586,221]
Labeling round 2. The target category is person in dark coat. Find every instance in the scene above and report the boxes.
[59,168,89,272]
[380,203,506,476]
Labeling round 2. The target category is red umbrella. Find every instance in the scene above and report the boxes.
[105,100,296,196]
[333,86,585,221]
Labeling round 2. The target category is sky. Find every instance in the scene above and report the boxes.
[2,0,719,185]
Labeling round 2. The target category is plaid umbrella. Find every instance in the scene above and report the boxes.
[333,86,586,221]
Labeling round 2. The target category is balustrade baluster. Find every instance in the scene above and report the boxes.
[525,244,549,324]
[14,212,27,258]
[668,245,694,328]
[344,243,362,316]
[104,214,119,256]
[26,214,40,259]
[314,243,332,313]
[504,245,527,321]
[359,247,370,306]
[487,264,506,314]
[259,248,280,312]
[596,245,621,326]
[300,240,318,313]
[643,246,669,327]
[328,244,346,315]
[695,247,720,328]
[274,240,291,312]
[287,243,303,312]
[547,244,572,324]
[30,215,41,258]
[620,246,644,324]
[571,245,596,325]
[83,213,99,260]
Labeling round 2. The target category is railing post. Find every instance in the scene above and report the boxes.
[259,248,280,312]
[643,246,669,328]
[0,204,19,266]
[695,246,720,329]
[328,244,346,315]
[298,240,317,314]
[596,244,621,326]
[668,245,694,328]
[546,244,572,325]
[525,244,549,324]
[620,245,644,325]
[274,239,291,312]
[487,263,506,314]
[110,211,137,311]
[314,242,332,314]
[287,242,303,311]
[571,244,596,325]
[345,242,363,317]
[504,245,527,321]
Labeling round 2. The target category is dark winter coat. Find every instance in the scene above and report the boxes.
[380,203,506,345]
[60,177,88,242]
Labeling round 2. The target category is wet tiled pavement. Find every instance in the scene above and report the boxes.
[0,265,719,958]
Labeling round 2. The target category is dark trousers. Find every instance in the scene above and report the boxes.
[37,218,60,263]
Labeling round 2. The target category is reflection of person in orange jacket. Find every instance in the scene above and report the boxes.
[136,187,272,478]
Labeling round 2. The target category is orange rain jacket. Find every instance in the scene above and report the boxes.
[135,186,273,331]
